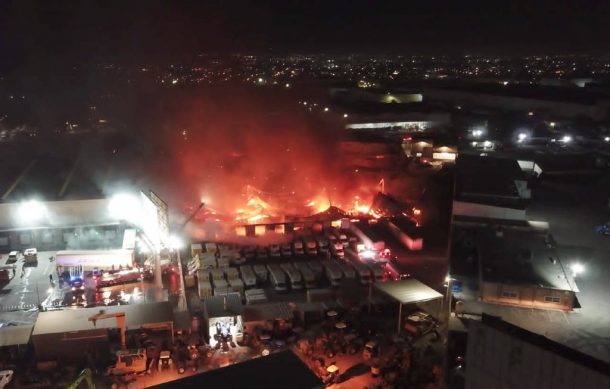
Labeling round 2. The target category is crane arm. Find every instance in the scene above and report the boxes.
[88,311,127,350]
[181,202,205,229]
[65,368,94,389]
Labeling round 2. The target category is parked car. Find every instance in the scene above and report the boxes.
[6,251,19,264]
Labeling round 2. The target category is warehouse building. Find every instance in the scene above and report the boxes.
[425,83,610,121]
[465,315,610,389]
[453,155,531,221]
[453,218,578,312]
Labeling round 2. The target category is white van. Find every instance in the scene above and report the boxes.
[322,261,343,287]
[351,261,372,285]
[293,262,316,288]
[253,264,268,283]
[267,264,288,292]
[239,265,257,288]
[280,263,303,290]
[336,261,356,279]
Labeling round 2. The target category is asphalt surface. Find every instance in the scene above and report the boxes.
[0,250,170,326]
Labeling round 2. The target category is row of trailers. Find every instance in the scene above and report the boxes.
[196,258,387,302]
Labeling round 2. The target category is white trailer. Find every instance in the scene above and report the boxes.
[56,249,134,273]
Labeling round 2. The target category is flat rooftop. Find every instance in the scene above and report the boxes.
[476,225,577,292]
[480,314,610,378]
[149,350,323,389]
[456,155,525,205]
[32,302,174,336]
[429,83,610,105]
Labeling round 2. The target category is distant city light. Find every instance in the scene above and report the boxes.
[285,83,290,88]
[517,132,528,142]
[549,122,556,127]
[528,111,534,116]
[561,135,572,143]
[502,81,509,86]
[257,78,263,83]
[343,113,348,118]
[605,137,610,142]
[324,107,329,112]
[171,79,178,85]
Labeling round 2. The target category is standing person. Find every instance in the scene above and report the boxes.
[49,274,53,283]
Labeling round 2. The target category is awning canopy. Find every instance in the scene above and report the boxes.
[375,278,443,305]
[0,325,34,347]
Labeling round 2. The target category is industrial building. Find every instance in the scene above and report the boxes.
[329,87,451,131]
[453,155,531,221]
[475,222,577,311]
[31,302,174,362]
[0,154,168,252]
[424,83,610,121]
[465,315,610,389]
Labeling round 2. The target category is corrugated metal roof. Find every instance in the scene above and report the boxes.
[0,325,33,346]
[243,302,292,322]
[374,279,443,304]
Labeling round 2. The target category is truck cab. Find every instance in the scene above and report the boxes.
[293,240,305,256]
[304,238,317,256]
[281,243,293,257]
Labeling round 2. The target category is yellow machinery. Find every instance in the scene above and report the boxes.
[65,368,94,389]
[88,310,126,350]
[107,348,147,376]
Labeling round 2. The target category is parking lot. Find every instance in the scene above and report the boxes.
[0,250,169,325]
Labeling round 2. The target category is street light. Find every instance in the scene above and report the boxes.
[570,262,585,277]
[18,199,47,222]
[169,234,187,311]
[108,193,141,225]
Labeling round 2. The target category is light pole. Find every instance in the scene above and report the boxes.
[170,235,187,311]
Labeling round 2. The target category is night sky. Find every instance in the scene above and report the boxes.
[1,0,610,70]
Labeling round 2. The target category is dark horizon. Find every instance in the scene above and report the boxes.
[2,0,610,72]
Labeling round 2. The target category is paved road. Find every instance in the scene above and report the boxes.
[0,250,55,313]
[0,250,172,324]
